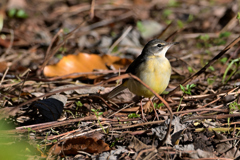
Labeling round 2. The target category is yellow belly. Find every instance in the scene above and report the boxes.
[126,57,171,97]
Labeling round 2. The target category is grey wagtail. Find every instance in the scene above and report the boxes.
[107,39,178,119]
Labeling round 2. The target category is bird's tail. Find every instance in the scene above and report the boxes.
[107,84,127,99]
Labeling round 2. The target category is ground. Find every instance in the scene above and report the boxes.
[0,0,240,159]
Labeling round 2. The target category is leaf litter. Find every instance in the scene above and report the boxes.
[0,0,240,159]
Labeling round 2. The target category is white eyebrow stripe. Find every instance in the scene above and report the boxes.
[153,43,165,46]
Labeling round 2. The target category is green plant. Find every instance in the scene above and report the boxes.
[110,138,123,147]
[154,103,164,109]
[91,109,107,134]
[219,32,231,38]
[214,32,231,45]
[59,47,67,52]
[128,113,140,118]
[66,110,75,118]
[137,21,146,33]
[188,66,194,74]
[220,57,228,64]
[112,46,119,53]
[168,0,179,7]
[197,34,211,48]
[208,66,215,71]
[8,9,28,18]
[228,102,240,126]
[163,9,172,18]
[55,54,63,59]
[207,77,216,85]
[50,128,59,135]
[222,58,240,84]
[63,28,70,34]
[178,84,196,112]
[75,101,83,116]
[237,12,240,23]
[180,84,196,95]
[23,127,36,139]
[76,101,83,107]
[187,14,194,22]
[177,20,184,29]
[199,34,210,41]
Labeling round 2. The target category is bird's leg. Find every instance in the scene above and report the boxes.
[140,98,147,121]
[149,98,159,120]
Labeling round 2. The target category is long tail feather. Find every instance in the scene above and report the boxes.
[107,85,127,99]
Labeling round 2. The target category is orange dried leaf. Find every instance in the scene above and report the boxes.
[43,53,132,79]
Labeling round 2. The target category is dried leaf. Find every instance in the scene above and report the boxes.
[0,61,7,72]
[50,136,110,156]
[43,53,132,79]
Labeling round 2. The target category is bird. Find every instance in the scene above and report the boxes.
[107,39,178,120]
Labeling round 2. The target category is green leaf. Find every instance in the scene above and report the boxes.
[220,57,228,63]
[168,0,179,7]
[199,34,209,41]
[16,9,28,18]
[188,66,194,73]
[128,113,140,118]
[207,78,214,85]
[219,32,231,38]
[180,84,185,91]
[63,28,70,34]
[154,103,164,109]
[8,9,17,18]
[112,46,118,53]
[187,14,194,22]
[137,21,146,33]
[237,12,240,22]
[75,101,83,107]
[190,84,196,88]
[163,9,172,18]
[177,20,184,29]
[157,103,164,108]
[98,112,103,116]
[208,66,215,71]
[55,54,63,59]
[165,20,172,24]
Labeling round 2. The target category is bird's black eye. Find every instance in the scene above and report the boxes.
[157,44,162,47]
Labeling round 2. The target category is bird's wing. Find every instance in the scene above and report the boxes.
[126,56,143,74]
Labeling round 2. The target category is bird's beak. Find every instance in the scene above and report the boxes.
[163,42,179,51]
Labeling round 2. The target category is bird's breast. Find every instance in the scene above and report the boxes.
[127,57,171,97]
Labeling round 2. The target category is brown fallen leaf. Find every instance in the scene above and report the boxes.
[0,61,7,72]
[49,136,110,157]
[43,53,132,79]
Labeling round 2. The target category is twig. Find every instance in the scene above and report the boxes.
[107,102,135,118]
[90,0,95,20]
[107,26,132,54]
[0,66,9,86]
[18,69,31,103]
[183,113,240,122]
[47,69,126,81]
